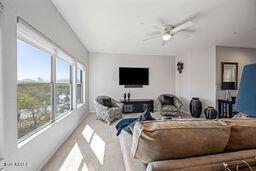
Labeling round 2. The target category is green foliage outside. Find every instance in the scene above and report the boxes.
[17,84,71,139]
[17,84,52,139]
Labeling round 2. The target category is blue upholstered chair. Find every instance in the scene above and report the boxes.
[236,63,256,117]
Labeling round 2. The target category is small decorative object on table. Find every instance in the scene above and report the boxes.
[127,91,131,101]
[123,92,127,101]
[204,106,218,119]
[189,97,202,118]
[177,61,184,74]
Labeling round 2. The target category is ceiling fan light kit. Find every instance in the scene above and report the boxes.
[162,33,172,41]
[143,21,193,45]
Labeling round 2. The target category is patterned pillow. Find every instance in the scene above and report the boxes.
[103,98,112,108]
[162,95,174,105]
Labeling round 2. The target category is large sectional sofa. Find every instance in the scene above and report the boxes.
[119,118,256,171]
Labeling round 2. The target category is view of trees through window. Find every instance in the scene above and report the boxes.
[17,39,52,139]
[17,37,85,140]
[56,58,71,118]
[17,33,87,141]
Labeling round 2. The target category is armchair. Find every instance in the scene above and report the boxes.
[155,94,183,117]
[94,96,123,125]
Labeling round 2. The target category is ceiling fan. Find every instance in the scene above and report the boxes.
[143,21,193,45]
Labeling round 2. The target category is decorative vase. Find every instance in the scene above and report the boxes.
[204,106,218,119]
[189,97,202,118]
[123,92,127,101]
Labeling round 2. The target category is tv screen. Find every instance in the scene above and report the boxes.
[119,67,149,85]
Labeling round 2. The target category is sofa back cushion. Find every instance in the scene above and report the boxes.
[131,120,230,163]
[223,118,256,151]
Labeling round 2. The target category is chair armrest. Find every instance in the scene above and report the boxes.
[154,99,162,112]
[174,97,183,109]
[94,100,109,110]
[111,99,123,109]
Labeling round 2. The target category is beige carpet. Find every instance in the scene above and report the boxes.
[41,112,141,171]
[41,112,190,171]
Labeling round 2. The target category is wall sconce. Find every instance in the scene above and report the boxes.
[177,62,184,74]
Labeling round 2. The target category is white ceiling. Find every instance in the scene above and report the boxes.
[51,0,256,56]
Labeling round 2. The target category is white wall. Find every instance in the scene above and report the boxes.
[216,46,256,100]
[0,0,89,170]
[89,52,175,111]
[176,46,216,113]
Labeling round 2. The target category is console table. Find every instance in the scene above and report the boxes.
[120,99,154,114]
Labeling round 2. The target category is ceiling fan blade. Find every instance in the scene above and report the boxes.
[146,31,162,37]
[152,25,165,31]
[142,35,160,41]
[180,28,196,33]
[171,21,193,33]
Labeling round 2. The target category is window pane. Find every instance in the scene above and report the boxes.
[17,84,52,139]
[17,39,51,83]
[56,58,71,83]
[76,84,82,104]
[56,84,71,117]
[77,68,82,84]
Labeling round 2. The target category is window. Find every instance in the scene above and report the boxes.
[17,39,52,139]
[56,58,72,118]
[76,64,84,106]
[17,18,83,142]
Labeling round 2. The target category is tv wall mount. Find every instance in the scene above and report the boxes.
[124,85,143,88]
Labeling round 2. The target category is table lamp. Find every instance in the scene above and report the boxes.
[222,82,235,100]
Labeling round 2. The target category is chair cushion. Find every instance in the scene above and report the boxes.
[223,118,256,151]
[103,98,112,108]
[162,105,177,112]
[131,120,230,163]
[162,95,174,105]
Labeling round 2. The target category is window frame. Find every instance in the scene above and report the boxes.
[17,38,54,142]
[76,62,85,108]
[16,18,83,143]
[55,57,73,119]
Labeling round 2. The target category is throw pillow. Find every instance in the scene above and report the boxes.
[163,95,174,105]
[102,98,112,108]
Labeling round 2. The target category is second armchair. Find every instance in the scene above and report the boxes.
[155,94,183,118]
[94,96,123,125]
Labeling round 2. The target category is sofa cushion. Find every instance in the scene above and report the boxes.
[131,120,230,163]
[119,131,146,171]
[147,149,256,171]
[223,118,256,151]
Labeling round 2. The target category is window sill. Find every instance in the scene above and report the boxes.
[18,122,52,149]
[18,109,73,149]
[17,103,87,149]
[77,103,85,109]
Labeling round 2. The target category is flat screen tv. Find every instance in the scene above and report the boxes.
[119,67,149,85]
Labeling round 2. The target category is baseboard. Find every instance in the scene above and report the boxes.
[37,112,89,171]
